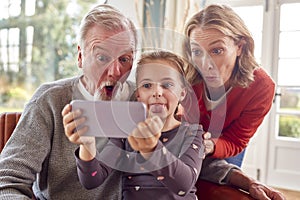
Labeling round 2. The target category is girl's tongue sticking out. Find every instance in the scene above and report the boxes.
[149,104,165,113]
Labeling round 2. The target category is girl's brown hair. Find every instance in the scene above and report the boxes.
[136,50,189,87]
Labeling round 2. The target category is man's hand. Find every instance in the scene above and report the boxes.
[203,132,215,156]
[128,115,163,159]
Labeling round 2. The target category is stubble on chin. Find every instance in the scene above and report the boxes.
[100,93,112,101]
[94,89,112,101]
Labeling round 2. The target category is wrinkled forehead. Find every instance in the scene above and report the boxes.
[85,28,136,55]
[101,30,135,53]
[190,27,229,46]
[105,30,135,49]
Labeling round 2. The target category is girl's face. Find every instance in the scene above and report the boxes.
[189,28,242,89]
[136,60,186,121]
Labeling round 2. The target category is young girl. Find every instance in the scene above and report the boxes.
[63,50,204,199]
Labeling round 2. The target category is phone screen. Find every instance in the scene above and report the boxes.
[71,100,146,138]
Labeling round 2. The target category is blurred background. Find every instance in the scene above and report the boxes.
[0,0,299,197]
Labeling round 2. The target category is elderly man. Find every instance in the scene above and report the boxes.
[0,4,137,199]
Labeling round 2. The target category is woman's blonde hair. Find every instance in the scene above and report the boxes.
[184,4,259,87]
[77,4,137,50]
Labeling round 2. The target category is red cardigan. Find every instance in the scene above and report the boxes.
[187,68,275,158]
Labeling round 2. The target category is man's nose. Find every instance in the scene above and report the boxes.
[107,59,121,79]
[152,84,163,98]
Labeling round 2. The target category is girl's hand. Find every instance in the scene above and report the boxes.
[203,132,215,156]
[62,104,95,145]
[128,115,163,159]
[62,103,96,161]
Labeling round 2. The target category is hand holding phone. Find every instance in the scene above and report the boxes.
[70,100,147,138]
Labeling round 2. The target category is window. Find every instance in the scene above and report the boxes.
[277,3,300,139]
[233,6,263,64]
[0,28,20,73]
[0,0,97,112]
[0,0,22,19]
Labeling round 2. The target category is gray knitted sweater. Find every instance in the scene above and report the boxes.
[0,76,124,200]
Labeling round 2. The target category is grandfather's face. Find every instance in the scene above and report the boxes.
[78,25,135,100]
[189,28,242,90]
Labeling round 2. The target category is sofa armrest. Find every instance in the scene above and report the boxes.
[196,179,254,200]
[0,112,22,153]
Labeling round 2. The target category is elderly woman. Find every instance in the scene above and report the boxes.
[183,4,275,165]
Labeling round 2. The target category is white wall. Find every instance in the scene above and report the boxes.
[107,0,143,27]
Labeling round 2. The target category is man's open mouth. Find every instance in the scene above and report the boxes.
[105,85,114,92]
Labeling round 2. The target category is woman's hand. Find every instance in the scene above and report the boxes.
[229,169,286,200]
[128,115,163,159]
[203,132,215,156]
[249,181,286,200]
[62,103,96,161]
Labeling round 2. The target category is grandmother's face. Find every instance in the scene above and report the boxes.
[189,27,242,89]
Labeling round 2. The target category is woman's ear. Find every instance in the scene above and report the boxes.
[237,38,246,56]
[77,45,83,68]
[179,88,187,102]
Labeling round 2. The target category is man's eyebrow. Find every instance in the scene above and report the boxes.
[120,48,134,55]
[92,45,106,52]
[92,45,133,56]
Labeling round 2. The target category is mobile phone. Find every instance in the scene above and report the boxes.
[70,100,147,138]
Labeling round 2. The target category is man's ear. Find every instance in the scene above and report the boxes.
[77,45,83,68]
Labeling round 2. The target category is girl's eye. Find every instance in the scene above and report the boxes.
[142,83,152,89]
[161,82,173,89]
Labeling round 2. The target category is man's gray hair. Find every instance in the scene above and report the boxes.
[77,4,137,49]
